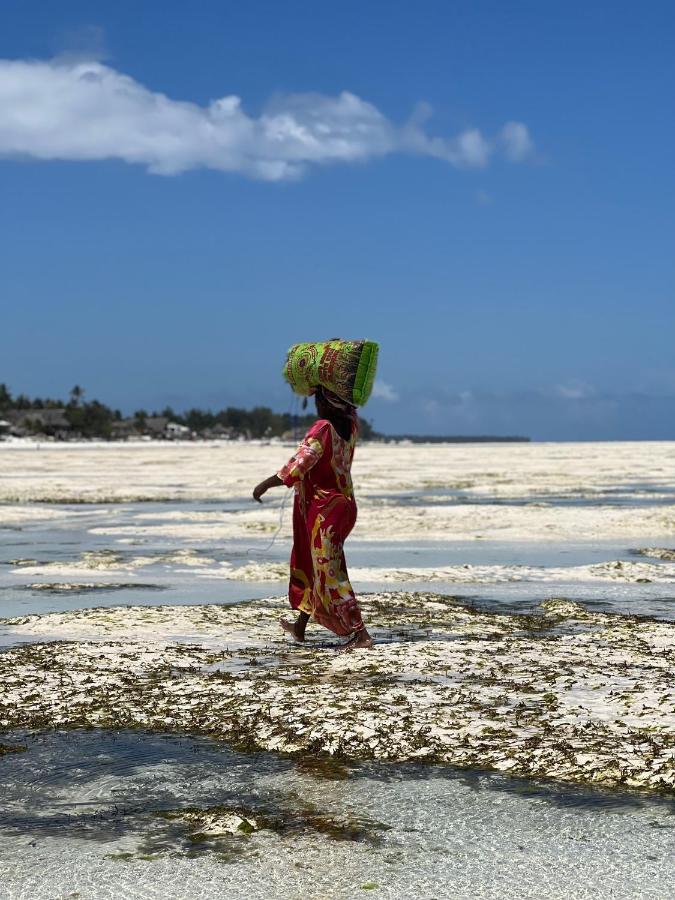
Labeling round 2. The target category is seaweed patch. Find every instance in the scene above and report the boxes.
[0,593,673,793]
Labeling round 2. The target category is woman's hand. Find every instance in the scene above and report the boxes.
[253,480,268,503]
[253,474,283,503]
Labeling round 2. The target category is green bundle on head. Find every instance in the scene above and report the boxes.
[283,339,379,407]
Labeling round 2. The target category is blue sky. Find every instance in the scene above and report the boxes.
[2,0,673,439]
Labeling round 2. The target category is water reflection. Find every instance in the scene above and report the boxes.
[1,729,673,899]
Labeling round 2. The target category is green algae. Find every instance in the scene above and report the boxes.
[22,583,165,595]
[154,800,388,846]
[294,753,354,781]
[0,742,27,756]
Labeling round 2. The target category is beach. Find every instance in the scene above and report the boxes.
[1,440,674,899]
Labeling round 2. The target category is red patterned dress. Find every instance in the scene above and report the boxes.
[277,418,364,636]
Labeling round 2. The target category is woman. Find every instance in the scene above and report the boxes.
[253,385,373,651]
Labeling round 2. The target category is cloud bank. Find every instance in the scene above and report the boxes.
[372,380,399,402]
[376,384,675,441]
[0,58,534,180]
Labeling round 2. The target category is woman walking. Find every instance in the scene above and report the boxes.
[253,385,373,651]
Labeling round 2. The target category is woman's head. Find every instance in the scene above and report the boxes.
[315,385,353,416]
[314,386,356,439]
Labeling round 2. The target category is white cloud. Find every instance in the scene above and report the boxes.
[423,399,441,418]
[372,380,399,402]
[555,381,595,401]
[0,58,535,180]
[500,121,534,162]
[475,188,492,206]
[402,103,493,168]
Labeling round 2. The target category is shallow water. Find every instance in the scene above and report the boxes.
[1,502,674,620]
[1,730,673,900]
[368,482,675,507]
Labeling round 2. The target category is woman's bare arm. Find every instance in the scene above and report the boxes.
[252,474,283,503]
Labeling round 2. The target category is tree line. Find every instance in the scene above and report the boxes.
[0,384,375,440]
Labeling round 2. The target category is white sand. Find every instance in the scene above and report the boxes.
[2,440,675,543]
[0,438,673,501]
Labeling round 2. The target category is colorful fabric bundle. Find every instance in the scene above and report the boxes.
[283,339,379,407]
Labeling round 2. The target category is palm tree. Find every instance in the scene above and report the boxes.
[0,383,11,410]
[69,385,84,407]
[133,410,148,432]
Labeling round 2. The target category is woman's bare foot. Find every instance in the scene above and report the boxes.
[339,629,374,652]
[280,617,305,642]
